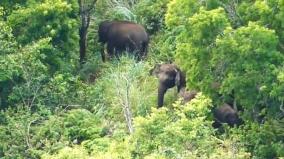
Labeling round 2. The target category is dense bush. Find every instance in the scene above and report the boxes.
[175,8,229,93]
[212,23,282,113]
[42,146,94,159]
[88,57,159,120]
[131,94,214,158]
[134,0,170,34]
[231,119,284,158]
[237,0,284,49]
[8,0,79,56]
[0,107,104,158]
[0,106,51,158]
[173,3,284,119]
[0,21,17,55]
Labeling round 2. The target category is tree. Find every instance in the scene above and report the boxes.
[212,23,283,116]
[165,0,201,28]
[78,0,97,64]
[8,0,79,64]
[237,0,284,51]
[175,8,229,93]
[134,0,170,34]
[0,0,28,20]
[174,5,284,118]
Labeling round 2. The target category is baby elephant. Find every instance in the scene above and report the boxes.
[212,103,243,128]
[150,64,186,107]
[178,88,198,104]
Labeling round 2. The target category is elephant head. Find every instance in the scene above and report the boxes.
[98,21,113,62]
[98,21,113,44]
[212,103,243,128]
[150,64,186,107]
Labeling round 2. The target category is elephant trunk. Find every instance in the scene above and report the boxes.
[158,84,167,108]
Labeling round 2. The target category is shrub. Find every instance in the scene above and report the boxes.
[42,146,94,159]
[134,0,170,34]
[231,119,284,158]
[130,93,250,158]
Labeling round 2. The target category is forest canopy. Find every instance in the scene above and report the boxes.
[0,0,284,158]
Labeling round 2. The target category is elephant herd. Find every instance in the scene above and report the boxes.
[97,20,243,128]
[150,63,243,128]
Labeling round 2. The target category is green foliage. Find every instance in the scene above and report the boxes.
[95,0,137,21]
[131,93,250,158]
[165,0,201,28]
[39,73,93,109]
[0,106,51,158]
[212,23,282,110]
[148,27,183,62]
[0,21,17,55]
[64,109,104,142]
[0,38,51,108]
[0,0,28,20]
[175,8,229,92]
[91,57,157,120]
[32,108,104,156]
[134,0,170,34]
[1,0,284,158]
[238,0,284,48]
[42,146,94,159]
[174,4,284,116]
[165,0,219,28]
[8,0,79,56]
[0,35,98,109]
[0,106,104,158]
[231,119,284,158]
[272,66,284,104]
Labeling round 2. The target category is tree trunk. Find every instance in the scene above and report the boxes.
[78,0,96,64]
[79,18,88,64]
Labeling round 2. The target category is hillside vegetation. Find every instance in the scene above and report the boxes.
[0,0,284,158]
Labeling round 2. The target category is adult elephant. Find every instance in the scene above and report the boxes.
[98,20,149,61]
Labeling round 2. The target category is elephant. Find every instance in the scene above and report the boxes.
[178,88,198,104]
[212,103,243,128]
[98,20,149,61]
[150,64,186,108]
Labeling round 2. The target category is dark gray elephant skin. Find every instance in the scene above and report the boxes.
[98,20,149,61]
[150,64,186,108]
[213,103,243,128]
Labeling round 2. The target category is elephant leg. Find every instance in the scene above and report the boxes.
[212,120,222,128]
[101,45,106,62]
[135,41,147,61]
[140,41,148,60]
[107,43,114,59]
[114,48,121,60]
[158,84,168,108]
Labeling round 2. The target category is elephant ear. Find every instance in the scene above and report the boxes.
[175,69,181,86]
